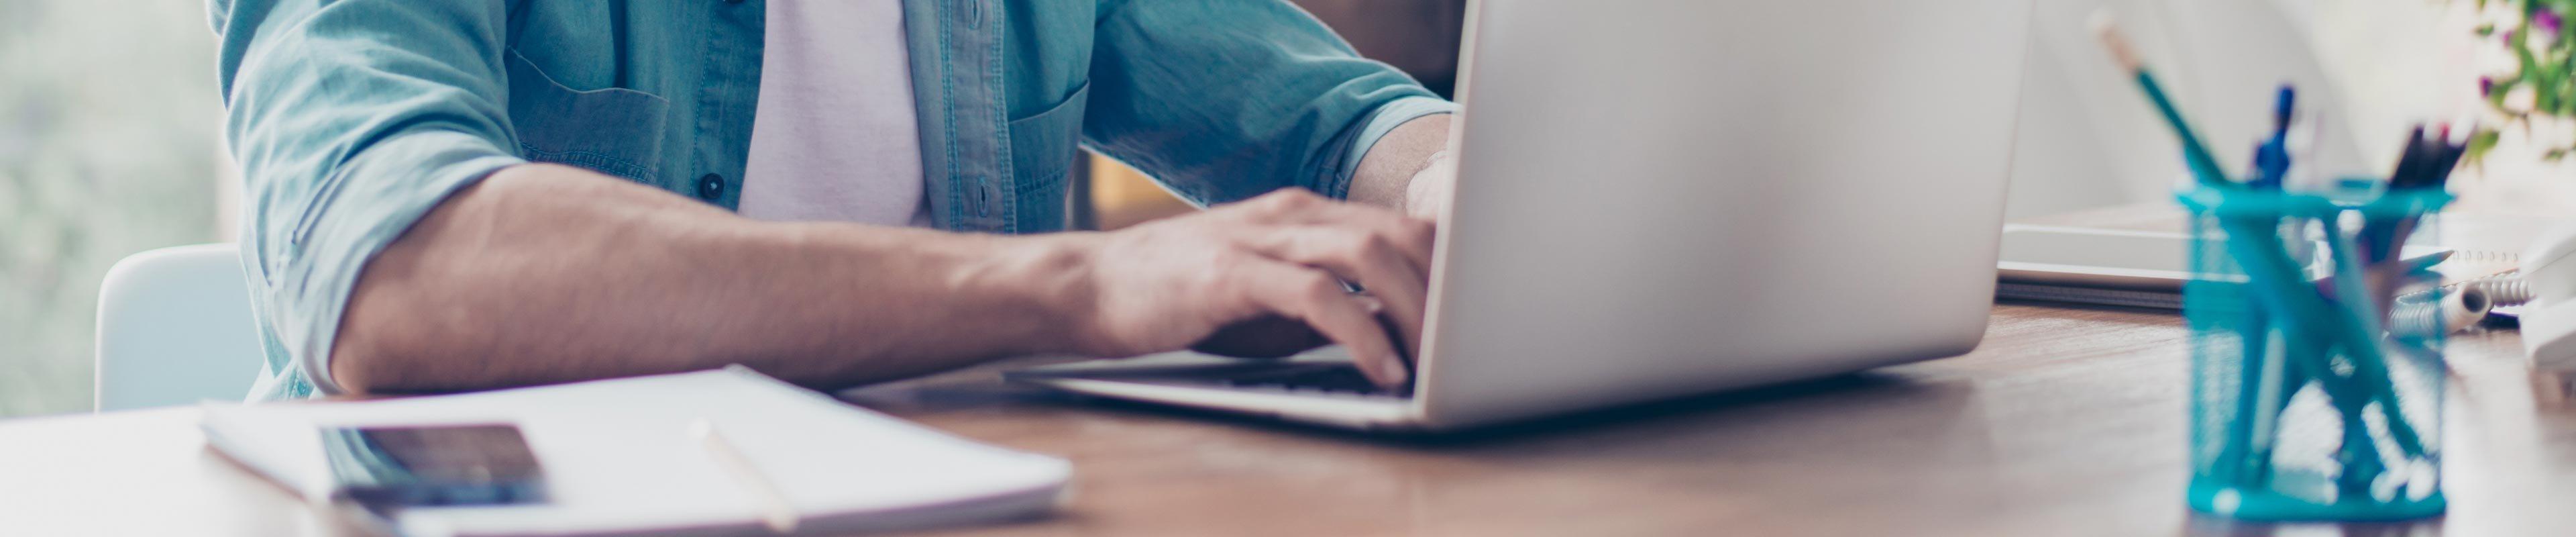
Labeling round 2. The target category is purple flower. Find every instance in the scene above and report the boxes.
[2540,9,2565,35]
[2483,76,2497,97]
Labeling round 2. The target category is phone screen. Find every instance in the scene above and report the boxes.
[321,424,548,507]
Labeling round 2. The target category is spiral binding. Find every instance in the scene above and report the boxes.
[2369,289,2452,336]
[2446,250,2521,266]
[2461,271,2532,307]
[2386,271,2530,334]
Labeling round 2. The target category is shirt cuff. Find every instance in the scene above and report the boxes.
[258,130,525,395]
[1325,95,1458,199]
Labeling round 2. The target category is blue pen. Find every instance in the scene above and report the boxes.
[2251,85,2294,190]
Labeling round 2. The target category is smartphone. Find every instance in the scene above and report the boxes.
[321,424,548,507]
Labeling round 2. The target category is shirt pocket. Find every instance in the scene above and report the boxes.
[1006,82,1090,230]
[1002,0,1096,120]
[504,49,669,183]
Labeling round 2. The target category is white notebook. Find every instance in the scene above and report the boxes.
[200,367,1070,537]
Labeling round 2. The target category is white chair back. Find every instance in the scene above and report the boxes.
[94,243,264,411]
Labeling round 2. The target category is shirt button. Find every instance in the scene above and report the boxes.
[696,173,726,200]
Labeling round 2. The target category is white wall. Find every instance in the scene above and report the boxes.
[2006,0,2519,218]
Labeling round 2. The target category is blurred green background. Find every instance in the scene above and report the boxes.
[0,0,226,417]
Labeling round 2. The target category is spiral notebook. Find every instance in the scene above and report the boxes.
[201,367,1069,537]
[1996,218,2531,310]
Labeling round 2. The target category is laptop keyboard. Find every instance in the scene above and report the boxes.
[1209,364,1409,398]
[1012,347,1415,400]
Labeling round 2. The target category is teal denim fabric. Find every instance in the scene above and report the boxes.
[209,0,1456,399]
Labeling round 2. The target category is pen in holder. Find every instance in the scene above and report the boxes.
[2178,184,2449,521]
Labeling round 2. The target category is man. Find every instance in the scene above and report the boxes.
[211,0,1459,399]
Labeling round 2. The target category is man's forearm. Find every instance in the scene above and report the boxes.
[1347,113,1454,214]
[330,164,1090,393]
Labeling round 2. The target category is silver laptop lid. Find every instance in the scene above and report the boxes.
[1417,0,2035,427]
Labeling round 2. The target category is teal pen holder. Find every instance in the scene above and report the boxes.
[2177,185,2449,521]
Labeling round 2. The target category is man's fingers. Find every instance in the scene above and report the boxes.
[1190,315,1330,358]
[1241,227,1430,358]
[1234,260,1411,389]
[1239,189,1437,274]
[1289,208,1436,276]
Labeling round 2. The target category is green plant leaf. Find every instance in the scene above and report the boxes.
[2465,128,2503,168]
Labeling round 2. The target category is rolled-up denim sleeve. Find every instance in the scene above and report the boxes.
[1082,0,1458,206]
[211,0,526,395]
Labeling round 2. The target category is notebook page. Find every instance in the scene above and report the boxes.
[202,368,1069,537]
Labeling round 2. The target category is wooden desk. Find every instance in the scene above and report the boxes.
[5,303,2572,536]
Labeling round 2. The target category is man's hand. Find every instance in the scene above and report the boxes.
[1065,189,1434,388]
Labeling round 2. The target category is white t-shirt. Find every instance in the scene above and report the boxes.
[739,0,929,226]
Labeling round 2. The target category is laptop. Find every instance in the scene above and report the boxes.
[1008,0,2037,432]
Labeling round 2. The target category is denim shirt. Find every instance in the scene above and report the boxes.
[209,0,1456,399]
